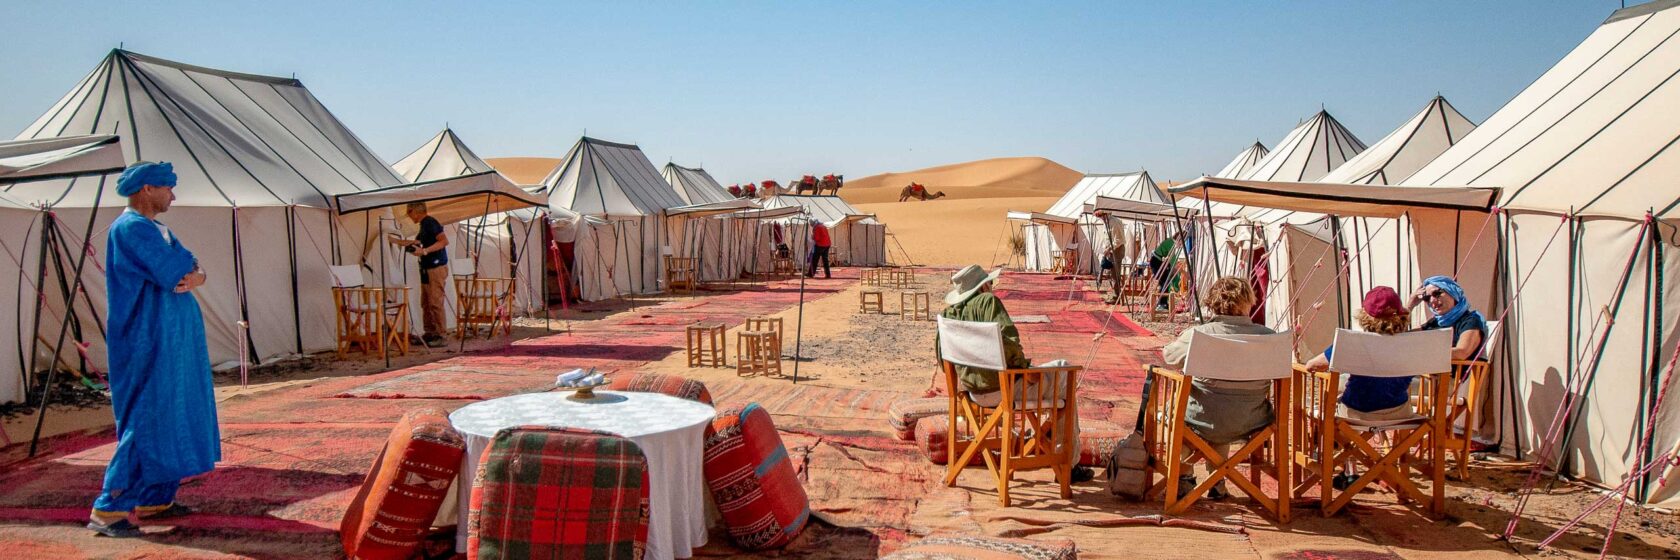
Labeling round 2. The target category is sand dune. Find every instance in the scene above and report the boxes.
[859,196,1061,268]
[486,157,563,186]
[840,156,1083,204]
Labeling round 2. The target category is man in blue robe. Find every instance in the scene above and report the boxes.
[87,161,220,538]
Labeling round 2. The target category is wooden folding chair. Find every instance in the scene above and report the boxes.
[1147,261,1190,323]
[452,258,513,339]
[936,317,1082,507]
[1438,320,1502,479]
[1292,328,1453,517]
[1143,330,1295,521]
[330,265,385,358]
[664,255,698,293]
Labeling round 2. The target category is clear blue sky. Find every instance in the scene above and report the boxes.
[0,1,1623,185]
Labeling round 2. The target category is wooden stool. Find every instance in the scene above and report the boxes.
[770,256,796,276]
[900,291,931,321]
[889,269,914,288]
[859,289,884,313]
[737,331,781,376]
[744,317,784,359]
[862,268,881,287]
[686,323,726,368]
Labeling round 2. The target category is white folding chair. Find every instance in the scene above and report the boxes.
[937,317,1081,506]
[1144,330,1295,520]
[1293,328,1452,516]
[1443,320,1502,478]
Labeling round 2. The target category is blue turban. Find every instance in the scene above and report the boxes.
[1422,275,1479,326]
[117,161,176,197]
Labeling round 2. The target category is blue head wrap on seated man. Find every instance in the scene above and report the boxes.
[1422,275,1477,326]
[116,161,176,197]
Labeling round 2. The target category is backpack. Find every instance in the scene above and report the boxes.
[1104,431,1151,500]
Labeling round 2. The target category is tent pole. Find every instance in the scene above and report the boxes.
[1169,201,1203,323]
[379,215,391,370]
[29,182,106,457]
[792,212,809,384]
[1200,185,1221,279]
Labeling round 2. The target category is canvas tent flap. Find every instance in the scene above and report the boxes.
[0,135,125,182]
[335,170,545,224]
[1169,177,1500,218]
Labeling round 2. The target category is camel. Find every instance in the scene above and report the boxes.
[898,183,947,202]
[791,175,820,195]
[817,174,843,195]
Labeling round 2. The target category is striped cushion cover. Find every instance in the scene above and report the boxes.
[607,373,714,405]
[887,397,947,441]
[340,408,465,560]
[703,403,810,550]
[468,427,649,559]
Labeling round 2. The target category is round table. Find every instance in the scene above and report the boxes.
[446,391,716,558]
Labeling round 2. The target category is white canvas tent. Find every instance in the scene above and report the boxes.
[0,135,127,404]
[1015,171,1163,274]
[1215,141,1270,179]
[1399,0,1680,506]
[758,194,888,269]
[2,50,404,403]
[529,137,687,301]
[662,163,735,205]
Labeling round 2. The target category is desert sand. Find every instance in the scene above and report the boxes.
[858,197,1060,268]
[485,156,563,185]
[840,156,1083,204]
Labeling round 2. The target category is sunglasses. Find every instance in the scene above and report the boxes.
[1425,290,1449,300]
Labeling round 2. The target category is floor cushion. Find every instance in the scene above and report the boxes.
[703,403,810,550]
[915,416,981,466]
[340,408,466,560]
[607,373,714,404]
[888,397,948,441]
[468,427,649,559]
[883,534,1078,560]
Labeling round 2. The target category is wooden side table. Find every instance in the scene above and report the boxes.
[859,289,884,314]
[685,322,726,367]
[900,291,931,321]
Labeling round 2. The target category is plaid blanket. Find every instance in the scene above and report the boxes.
[469,426,649,559]
[883,534,1078,560]
[340,408,465,560]
[703,403,810,550]
[607,373,714,404]
[887,397,947,441]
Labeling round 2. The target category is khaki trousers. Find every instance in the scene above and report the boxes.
[422,267,447,338]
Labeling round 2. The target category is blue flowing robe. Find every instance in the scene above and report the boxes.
[102,210,220,492]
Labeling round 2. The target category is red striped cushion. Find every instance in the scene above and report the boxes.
[340,408,465,560]
[468,427,649,559]
[607,373,714,405]
[703,403,810,550]
[887,397,947,441]
[915,416,982,466]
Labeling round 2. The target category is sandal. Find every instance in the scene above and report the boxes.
[88,518,142,538]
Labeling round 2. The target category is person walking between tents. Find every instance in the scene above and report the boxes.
[88,162,220,538]
[404,202,449,348]
[807,220,832,278]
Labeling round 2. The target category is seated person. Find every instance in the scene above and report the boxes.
[1157,276,1278,498]
[1303,286,1414,489]
[937,264,1092,482]
[1408,275,1487,361]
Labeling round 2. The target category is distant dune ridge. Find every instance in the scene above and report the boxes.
[839,156,1084,204]
[486,157,563,185]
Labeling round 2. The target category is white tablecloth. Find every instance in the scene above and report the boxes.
[445,391,716,558]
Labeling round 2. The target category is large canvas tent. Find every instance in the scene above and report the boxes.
[2,50,404,403]
[528,137,687,301]
[759,194,888,268]
[1215,141,1270,179]
[662,163,735,205]
[1398,0,1680,506]
[1014,171,1163,274]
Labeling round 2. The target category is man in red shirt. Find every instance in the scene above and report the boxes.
[807,220,832,278]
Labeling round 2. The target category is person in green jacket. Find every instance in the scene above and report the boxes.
[937,264,1093,482]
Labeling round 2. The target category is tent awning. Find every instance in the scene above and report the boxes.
[1167,176,1501,218]
[664,198,760,218]
[1091,195,1202,222]
[727,205,805,220]
[334,170,546,224]
[0,135,126,183]
[1006,210,1076,225]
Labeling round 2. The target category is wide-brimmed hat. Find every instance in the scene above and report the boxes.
[945,264,1003,305]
